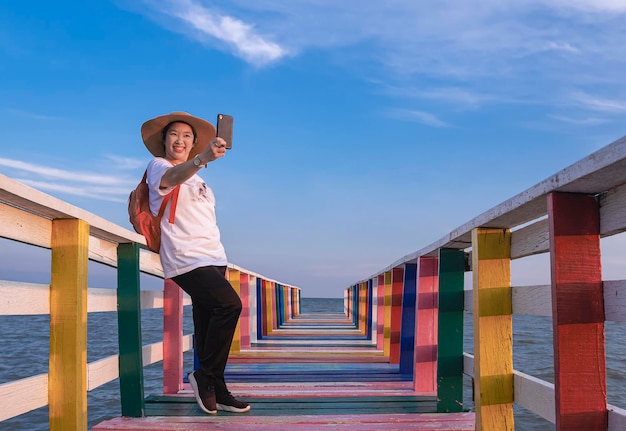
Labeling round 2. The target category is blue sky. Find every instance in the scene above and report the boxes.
[1,0,626,298]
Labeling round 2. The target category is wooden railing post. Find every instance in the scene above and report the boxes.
[370,278,379,343]
[471,229,513,430]
[228,268,241,353]
[399,263,417,375]
[367,279,374,340]
[548,192,607,430]
[377,274,385,350]
[117,242,145,417]
[414,256,438,392]
[359,281,368,335]
[49,218,89,431]
[163,278,183,394]
[240,272,251,349]
[437,248,465,413]
[383,271,392,358]
[390,267,404,364]
[256,277,264,340]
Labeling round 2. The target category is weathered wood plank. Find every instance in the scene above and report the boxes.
[383,271,392,357]
[415,256,438,392]
[0,374,48,422]
[608,405,626,431]
[471,228,514,430]
[437,248,465,413]
[604,280,626,322]
[163,279,183,394]
[390,267,404,364]
[548,192,607,431]
[49,218,89,431]
[117,242,145,418]
[93,412,475,431]
[512,284,552,316]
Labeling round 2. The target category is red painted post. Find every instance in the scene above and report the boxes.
[377,274,385,350]
[414,256,438,392]
[548,192,607,430]
[390,267,404,364]
[163,279,183,394]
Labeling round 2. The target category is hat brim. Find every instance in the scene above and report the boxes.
[141,112,216,160]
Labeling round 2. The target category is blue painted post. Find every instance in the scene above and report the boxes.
[399,263,417,375]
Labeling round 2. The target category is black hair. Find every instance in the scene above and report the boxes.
[161,121,197,144]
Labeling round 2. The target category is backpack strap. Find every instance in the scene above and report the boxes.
[167,186,180,224]
[146,164,180,225]
[156,186,180,224]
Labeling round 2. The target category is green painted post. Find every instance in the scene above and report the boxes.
[117,242,145,417]
[437,248,465,412]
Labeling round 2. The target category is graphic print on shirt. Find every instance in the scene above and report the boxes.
[192,181,214,205]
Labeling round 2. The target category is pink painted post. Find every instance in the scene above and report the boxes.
[414,256,438,392]
[239,272,250,349]
[390,267,404,364]
[163,278,183,394]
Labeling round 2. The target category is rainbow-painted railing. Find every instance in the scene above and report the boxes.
[345,136,626,430]
[0,174,298,430]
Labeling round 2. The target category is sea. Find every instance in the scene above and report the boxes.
[1,297,625,430]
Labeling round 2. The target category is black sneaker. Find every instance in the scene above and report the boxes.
[216,391,251,413]
[188,370,217,414]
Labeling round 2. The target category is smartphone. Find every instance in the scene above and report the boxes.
[216,114,233,149]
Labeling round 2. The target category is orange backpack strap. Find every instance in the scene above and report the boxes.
[167,186,180,224]
[151,160,180,224]
[156,186,180,223]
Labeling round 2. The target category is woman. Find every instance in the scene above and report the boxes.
[141,111,250,414]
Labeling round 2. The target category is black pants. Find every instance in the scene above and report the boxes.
[173,266,242,388]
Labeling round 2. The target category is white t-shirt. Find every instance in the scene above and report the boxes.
[147,157,227,279]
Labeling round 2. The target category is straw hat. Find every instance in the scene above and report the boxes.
[141,112,216,160]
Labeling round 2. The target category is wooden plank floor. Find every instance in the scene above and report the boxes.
[93,311,475,430]
[94,412,475,430]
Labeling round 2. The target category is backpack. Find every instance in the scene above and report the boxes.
[128,170,180,253]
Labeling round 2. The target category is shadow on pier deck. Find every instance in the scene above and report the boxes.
[93,311,474,431]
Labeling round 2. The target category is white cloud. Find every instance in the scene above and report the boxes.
[103,154,147,170]
[548,114,609,126]
[146,0,288,66]
[541,0,626,13]
[18,179,128,203]
[388,86,499,109]
[387,108,450,128]
[131,0,626,113]
[0,157,132,185]
[0,157,139,204]
[570,92,626,113]
[3,108,61,121]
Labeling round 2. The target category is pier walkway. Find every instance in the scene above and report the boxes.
[93,310,474,430]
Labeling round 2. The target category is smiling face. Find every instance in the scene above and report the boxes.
[162,121,196,164]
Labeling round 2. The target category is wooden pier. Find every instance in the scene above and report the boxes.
[3,135,626,430]
[93,309,474,431]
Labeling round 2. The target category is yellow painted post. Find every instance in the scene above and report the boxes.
[359,281,368,335]
[383,271,392,357]
[472,228,514,431]
[49,218,89,431]
[228,268,241,354]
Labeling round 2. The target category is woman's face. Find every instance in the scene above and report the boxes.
[163,122,195,164]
